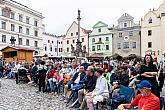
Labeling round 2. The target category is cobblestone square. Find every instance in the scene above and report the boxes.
[0,79,74,110]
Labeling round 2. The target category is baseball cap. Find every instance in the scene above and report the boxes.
[137,80,152,89]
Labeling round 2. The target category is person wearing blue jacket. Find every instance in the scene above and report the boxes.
[63,66,86,102]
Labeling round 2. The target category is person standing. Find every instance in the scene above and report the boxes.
[139,55,160,97]
[158,62,165,92]
[37,61,47,93]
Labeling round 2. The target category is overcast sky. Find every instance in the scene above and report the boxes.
[16,0,163,35]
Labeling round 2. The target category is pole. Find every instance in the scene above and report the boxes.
[88,33,90,57]
[77,9,81,42]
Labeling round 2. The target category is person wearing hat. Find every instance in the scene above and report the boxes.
[118,80,160,110]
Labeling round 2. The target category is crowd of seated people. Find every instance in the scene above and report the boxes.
[0,54,164,110]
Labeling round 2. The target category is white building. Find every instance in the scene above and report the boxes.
[62,21,89,56]
[141,1,165,61]
[0,0,44,55]
[43,32,64,56]
[57,35,64,56]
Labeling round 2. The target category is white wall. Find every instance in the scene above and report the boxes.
[0,1,44,55]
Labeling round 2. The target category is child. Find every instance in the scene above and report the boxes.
[52,70,63,96]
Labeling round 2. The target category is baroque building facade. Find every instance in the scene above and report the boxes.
[0,0,44,55]
[62,21,89,56]
[89,21,113,57]
[43,32,63,56]
[111,13,141,57]
[141,1,165,61]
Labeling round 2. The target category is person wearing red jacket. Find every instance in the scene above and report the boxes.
[118,80,160,110]
[47,65,55,93]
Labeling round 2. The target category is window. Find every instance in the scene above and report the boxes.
[73,40,75,43]
[2,35,6,43]
[92,46,95,51]
[26,28,29,35]
[82,38,84,42]
[61,42,62,44]
[148,30,152,36]
[149,18,152,24]
[71,33,73,36]
[55,48,57,52]
[10,36,15,44]
[129,31,133,36]
[76,32,78,35]
[34,30,38,37]
[59,42,60,44]
[50,46,52,51]
[67,40,69,44]
[59,48,62,52]
[98,28,101,32]
[34,20,38,26]
[45,46,47,51]
[26,39,29,46]
[26,17,30,24]
[67,47,69,52]
[11,24,15,31]
[2,21,6,29]
[48,40,50,43]
[52,41,53,44]
[18,38,22,45]
[19,14,23,22]
[19,26,22,33]
[123,42,129,49]
[34,41,38,47]
[124,23,127,27]
[106,37,109,41]
[2,8,10,18]
[132,42,136,48]
[119,33,122,37]
[2,8,5,16]
[148,42,152,48]
[11,12,15,19]
[97,45,101,50]
[106,45,109,50]
[92,38,95,43]
[99,38,102,42]
[117,43,121,49]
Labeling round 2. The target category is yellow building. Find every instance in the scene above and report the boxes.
[141,1,165,61]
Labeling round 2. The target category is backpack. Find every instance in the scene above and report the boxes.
[32,65,38,75]
[107,92,126,109]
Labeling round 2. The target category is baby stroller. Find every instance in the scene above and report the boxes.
[16,67,29,84]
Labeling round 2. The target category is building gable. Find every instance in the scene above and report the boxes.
[90,21,111,36]
[65,21,87,39]
[156,1,165,15]
[92,21,108,28]
[118,13,134,22]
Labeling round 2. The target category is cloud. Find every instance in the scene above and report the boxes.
[16,0,163,35]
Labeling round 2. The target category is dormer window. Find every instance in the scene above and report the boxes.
[124,23,127,27]
[149,18,152,24]
[98,28,101,32]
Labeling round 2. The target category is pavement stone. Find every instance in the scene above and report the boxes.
[0,79,164,110]
[0,79,75,110]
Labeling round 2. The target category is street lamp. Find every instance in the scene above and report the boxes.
[10,37,16,46]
